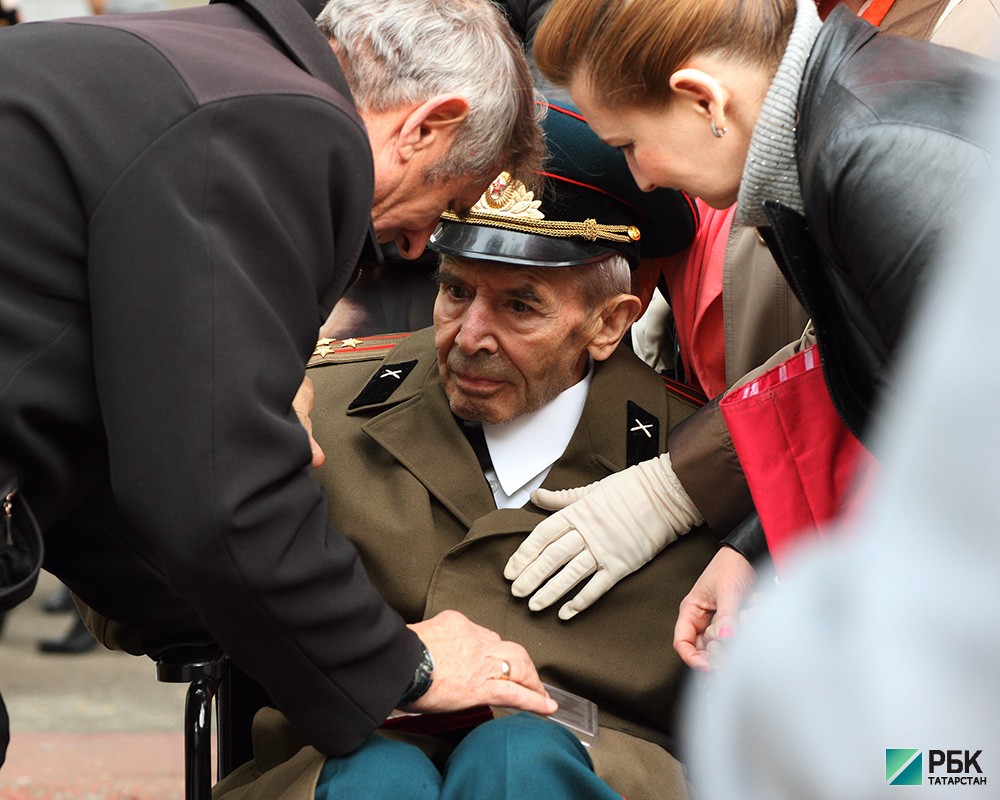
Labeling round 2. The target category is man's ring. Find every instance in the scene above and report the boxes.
[499,660,511,680]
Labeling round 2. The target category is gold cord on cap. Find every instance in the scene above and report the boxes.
[441,172,641,245]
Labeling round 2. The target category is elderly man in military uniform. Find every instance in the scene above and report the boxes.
[217,102,718,800]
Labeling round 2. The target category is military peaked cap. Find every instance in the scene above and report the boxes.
[428,100,698,270]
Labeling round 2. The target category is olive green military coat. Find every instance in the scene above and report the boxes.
[215,327,718,800]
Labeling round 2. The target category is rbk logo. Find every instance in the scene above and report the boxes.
[887,749,923,785]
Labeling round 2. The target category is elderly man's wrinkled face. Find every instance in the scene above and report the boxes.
[372,171,484,260]
[434,257,601,425]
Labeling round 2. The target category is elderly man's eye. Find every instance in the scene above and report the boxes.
[509,299,532,313]
[443,284,469,300]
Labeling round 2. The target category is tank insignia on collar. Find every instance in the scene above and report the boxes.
[626,400,660,467]
[348,360,418,410]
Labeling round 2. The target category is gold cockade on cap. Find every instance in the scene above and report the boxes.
[441,171,641,245]
[476,171,544,217]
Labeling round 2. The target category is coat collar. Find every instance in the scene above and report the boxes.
[213,0,382,264]
[799,6,879,143]
[349,328,673,532]
[735,0,821,227]
[344,329,434,413]
[547,343,670,487]
[359,332,497,530]
[212,0,353,99]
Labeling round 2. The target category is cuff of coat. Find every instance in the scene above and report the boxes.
[667,397,754,534]
[720,512,771,568]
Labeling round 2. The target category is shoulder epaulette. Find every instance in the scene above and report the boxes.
[661,375,708,407]
[307,333,412,367]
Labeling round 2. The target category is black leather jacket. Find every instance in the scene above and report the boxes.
[762,7,1000,442]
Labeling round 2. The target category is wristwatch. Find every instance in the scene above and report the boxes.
[398,642,434,706]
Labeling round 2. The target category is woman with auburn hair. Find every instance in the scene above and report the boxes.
[531,0,999,436]
[503,0,1000,671]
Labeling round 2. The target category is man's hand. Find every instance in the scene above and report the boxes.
[406,610,557,716]
[292,375,325,468]
[673,546,757,671]
[504,454,703,620]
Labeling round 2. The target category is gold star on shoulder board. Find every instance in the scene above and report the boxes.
[307,332,413,368]
[312,337,363,358]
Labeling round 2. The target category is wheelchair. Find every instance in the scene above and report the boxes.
[155,646,270,800]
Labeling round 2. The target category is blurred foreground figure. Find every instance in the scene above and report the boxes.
[681,81,1000,799]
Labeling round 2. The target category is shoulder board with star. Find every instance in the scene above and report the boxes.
[307,333,413,367]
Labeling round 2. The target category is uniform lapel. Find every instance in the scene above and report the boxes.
[448,507,547,550]
[364,341,671,545]
[359,337,497,531]
[451,345,672,548]
[546,345,670,491]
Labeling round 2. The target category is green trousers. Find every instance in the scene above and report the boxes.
[315,713,622,800]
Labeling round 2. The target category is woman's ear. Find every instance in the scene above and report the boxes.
[586,293,643,362]
[669,67,730,126]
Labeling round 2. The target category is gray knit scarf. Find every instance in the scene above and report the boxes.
[736,0,823,227]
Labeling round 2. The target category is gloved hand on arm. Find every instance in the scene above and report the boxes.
[504,454,703,620]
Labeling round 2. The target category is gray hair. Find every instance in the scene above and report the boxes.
[572,254,633,309]
[316,0,545,185]
[439,252,632,308]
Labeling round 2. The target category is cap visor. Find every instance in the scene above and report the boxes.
[429,222,624,268]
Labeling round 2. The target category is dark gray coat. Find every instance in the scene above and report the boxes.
[0,0,420,755]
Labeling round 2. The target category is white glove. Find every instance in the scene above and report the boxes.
[503,454,703,620]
